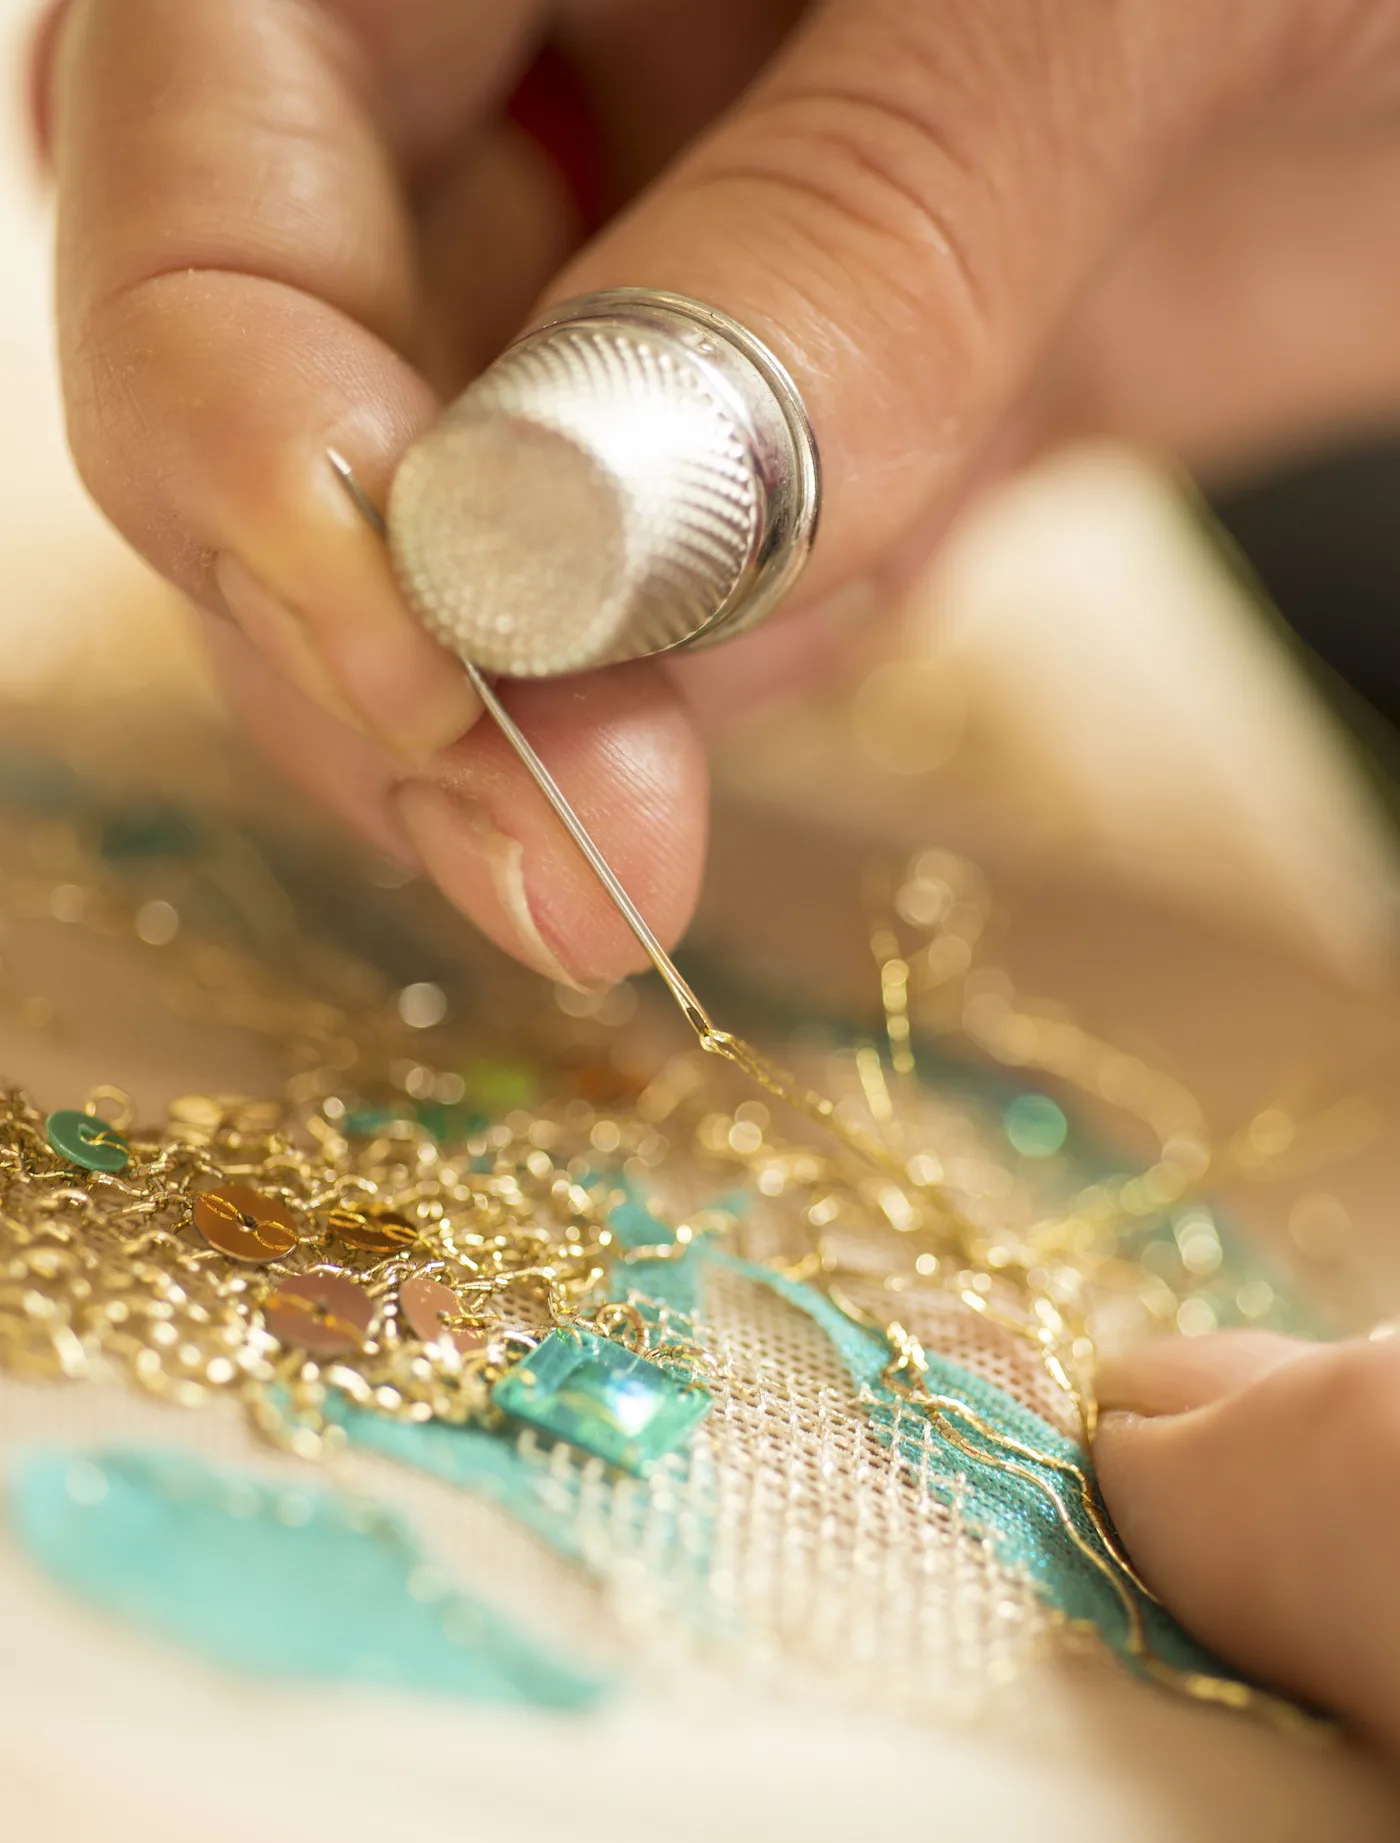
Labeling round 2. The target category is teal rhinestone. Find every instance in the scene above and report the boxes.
[46,1110,131,1174]
[492,1330,710,1476]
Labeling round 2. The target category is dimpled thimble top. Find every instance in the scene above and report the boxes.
[387,291,820,679]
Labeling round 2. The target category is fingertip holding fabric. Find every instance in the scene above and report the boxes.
[1094,1330,1321,1421]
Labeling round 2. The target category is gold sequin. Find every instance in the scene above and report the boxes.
[193,1185,299,1263]
[324,1204,419,1256]
[262,1269,375,1357]
[400,1274,483,1353]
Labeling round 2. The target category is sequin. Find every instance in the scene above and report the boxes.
[263,1268,374,1357]
[1003,1093,1069,1158]
[45,1109,130,1174]
[193,1184,298,1262]
[400,1274,482,1352]
[325,1204,419,1256]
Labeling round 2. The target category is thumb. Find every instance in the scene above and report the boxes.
[1094,1329,1400,1752]
[547,0,1319,604]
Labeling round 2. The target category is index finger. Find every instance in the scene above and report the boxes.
[52,0,714,984]
[53,0,538,758]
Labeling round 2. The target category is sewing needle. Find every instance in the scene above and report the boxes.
[327,448,717,1040]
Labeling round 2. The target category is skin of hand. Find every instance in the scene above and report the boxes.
[35,0,1400,987]
[1094,1328,1400,1753]
[33,0,1400,1738]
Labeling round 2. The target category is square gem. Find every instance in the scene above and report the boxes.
[492,1329,710,1475]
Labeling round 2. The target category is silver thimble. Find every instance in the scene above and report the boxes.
[387,289,820,678]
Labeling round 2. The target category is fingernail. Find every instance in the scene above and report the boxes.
[391,779,586,989]
[215,547,480,766]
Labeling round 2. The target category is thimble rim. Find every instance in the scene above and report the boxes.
[518,288,821,650]
[522,289,819,478]
[388,288,822,677]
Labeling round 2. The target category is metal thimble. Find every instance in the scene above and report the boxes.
[387,289,821,678]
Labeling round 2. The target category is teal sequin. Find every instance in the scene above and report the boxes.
[6,1447,606,1708]
[45,1110,130,1174]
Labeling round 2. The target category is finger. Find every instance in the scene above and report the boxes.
[209,618,708,986]
[1043,116,1400,476]
[53,0,543,761]
[414,121,581,394]
[26,0,69,170]
[545,0,1324,612]
[393,668,709,985]
[558,0,802,203]
[1094,1333,1400,1750]
[667,577,887,730]
[202,617,415,868]
[321,0,542,169]
[1095,1329,1317,1419]
[415,2,802,393]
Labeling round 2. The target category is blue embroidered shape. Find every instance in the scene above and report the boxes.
[6,1446,606,1709]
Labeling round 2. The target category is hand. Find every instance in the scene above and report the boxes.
[1095,1327,1400,1753]
[40,0,1400,984]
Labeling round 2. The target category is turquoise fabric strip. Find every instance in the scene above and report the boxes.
[334,1185,1239,1691]
[6,1446,607,1708]
[327,1410,591,1563]
[714,1252,1228,1681]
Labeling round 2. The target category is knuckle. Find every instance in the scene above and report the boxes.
[700,84,994,351]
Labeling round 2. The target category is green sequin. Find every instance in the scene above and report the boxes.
[45,1109,130,1173]
[493,1328,711,1475]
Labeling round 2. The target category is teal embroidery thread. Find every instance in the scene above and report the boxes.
[6,1446,606,1709]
